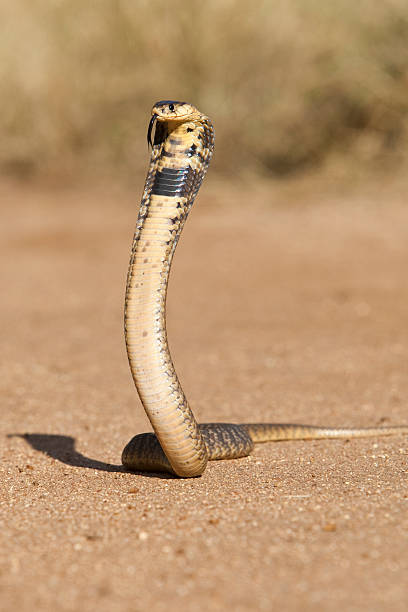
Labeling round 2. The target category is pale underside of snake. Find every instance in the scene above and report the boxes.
[122,100,408,478]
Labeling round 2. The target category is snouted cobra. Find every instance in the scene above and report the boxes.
[122,100,408,478]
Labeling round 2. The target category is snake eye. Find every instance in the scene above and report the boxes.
[169,103,175,112]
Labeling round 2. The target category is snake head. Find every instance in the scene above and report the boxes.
[152,101,201,121]
[148,101,203,147]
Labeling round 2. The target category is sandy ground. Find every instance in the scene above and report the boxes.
[1,177,407,612]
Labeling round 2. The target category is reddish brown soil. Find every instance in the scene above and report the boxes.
[1,178,407,611]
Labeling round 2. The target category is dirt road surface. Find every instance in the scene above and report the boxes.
[1,178,407,611]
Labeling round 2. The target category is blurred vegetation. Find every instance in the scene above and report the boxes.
[1,0,408,181]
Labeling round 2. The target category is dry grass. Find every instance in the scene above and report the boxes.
[1,0,408,181]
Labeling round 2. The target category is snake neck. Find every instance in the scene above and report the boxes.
[125,115,214,477]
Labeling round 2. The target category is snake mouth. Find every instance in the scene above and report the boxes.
[147,113,158,148]
[147,112,193,148]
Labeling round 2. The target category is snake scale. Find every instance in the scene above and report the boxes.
[122,100,408,478]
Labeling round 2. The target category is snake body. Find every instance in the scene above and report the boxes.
[122,100,408,478]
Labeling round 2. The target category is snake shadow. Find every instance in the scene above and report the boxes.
[8,433,175,478]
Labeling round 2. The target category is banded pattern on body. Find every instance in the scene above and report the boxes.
[122,101,408,478]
